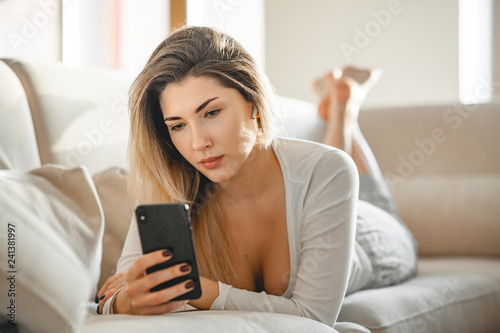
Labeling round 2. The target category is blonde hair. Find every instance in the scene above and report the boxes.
[128,26,279,281]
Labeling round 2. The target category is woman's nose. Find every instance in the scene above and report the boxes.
[191,125,212,151]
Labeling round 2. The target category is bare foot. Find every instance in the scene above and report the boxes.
[312,68,342,121]
[320,77,355,154]
[312,66,382,121]
[328,78,352,121]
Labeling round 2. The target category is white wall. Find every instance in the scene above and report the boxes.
[265,0,460,108]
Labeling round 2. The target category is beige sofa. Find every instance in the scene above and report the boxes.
[0,58,499,333]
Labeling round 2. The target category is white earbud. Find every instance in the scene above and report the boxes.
[251,107,258,119]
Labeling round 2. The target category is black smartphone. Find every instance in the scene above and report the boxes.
[135,203,202,300]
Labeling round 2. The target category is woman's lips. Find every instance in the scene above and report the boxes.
[200,155,223,169]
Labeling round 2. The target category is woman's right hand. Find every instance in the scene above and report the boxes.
[114,249,195,315]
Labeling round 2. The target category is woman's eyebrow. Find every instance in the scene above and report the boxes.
[164,97,219,122]
[195,97,218,113]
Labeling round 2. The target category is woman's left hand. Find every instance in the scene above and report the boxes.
[96,272,125,314]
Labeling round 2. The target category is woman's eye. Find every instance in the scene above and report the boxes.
[170,123,185,131]
[206,109,220,118]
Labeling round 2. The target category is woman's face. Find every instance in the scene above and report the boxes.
[159,76,259,184]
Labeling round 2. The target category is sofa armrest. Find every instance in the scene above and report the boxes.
[0,60,41,170]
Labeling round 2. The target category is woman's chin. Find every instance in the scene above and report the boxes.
[201,170,232,184]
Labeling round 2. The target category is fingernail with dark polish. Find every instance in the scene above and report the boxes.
[94,295,99,303]
[99,294,105,301]
[96,305,100,314]
[180,264,190,272]
[163,249,172,257]
[185,281,195,289]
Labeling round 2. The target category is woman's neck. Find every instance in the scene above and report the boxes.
[215,143,281,202]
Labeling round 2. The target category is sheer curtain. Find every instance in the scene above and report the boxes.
[0,0,170,75]
[0,0,62,62]
[62,0,169,75]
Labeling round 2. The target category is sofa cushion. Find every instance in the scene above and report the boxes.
[338,273,500,333]
[393,175,500,256]
[0,60,40,170]
[0,165,104,333]
[418,256,500,283]
[4,59,134,174]
[82,310,342,333]
[92,167,131,289]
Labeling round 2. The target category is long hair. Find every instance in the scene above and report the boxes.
[127,26,279,282]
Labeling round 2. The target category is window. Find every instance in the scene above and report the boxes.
[458,0,494,104]
[0,0,170,75]
[62,0,169,74]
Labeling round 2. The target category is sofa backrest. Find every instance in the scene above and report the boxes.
[0,60,41,171]
[359,103,500,256]
[3,59,135,175]
[274,95,326,143]
[359,103,500,178]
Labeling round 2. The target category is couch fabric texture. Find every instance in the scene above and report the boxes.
[0,59,499,333]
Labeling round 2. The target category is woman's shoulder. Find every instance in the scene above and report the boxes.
[274,137,356,178]
[274,137,353,164]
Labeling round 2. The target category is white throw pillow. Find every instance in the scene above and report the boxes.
[0,164,104,333]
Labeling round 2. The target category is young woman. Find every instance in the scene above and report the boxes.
[97,26,417,327]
